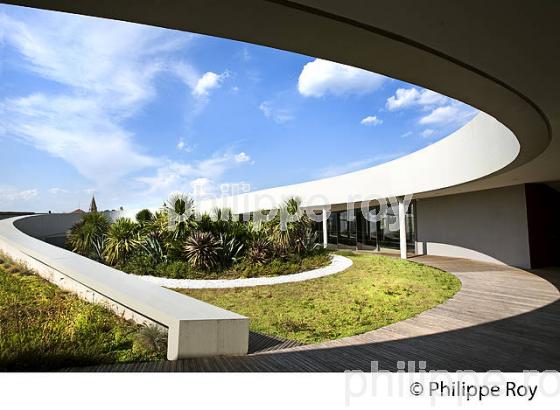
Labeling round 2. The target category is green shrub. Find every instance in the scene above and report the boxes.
[133,324,167,354]
[137,232,166,264]
[165,193,196,241]
[217,233,244,268]
[68,196,330,280]
[103,218,140,265]
[117,253,157,276]
[135,209,154,224]
[336,250,357,257]
[153,261,194,279]
[229,252,330,278]
[184,231,221,271]
[247,237,273,265]
[67,212,110,258]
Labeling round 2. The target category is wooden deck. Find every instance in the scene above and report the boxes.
[73,256,560,372]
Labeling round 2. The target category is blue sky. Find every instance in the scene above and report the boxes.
[0,4,477,212]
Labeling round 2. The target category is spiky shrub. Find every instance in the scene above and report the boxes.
[133,324,168,354]
[135,208,154,224]
[103,218,140,265]
[165,193,196,241]
[183,231,221,271]
[293,227,320,255]
[247,237,273,265]
[217,233,244,268]
[67,212,110,258]
[147,210,170,235]
[137,232,166,264]
[195,212,214,233]
[261,197,313,257]
[91,235,107,262]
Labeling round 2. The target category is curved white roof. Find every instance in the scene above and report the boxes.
[197,112,519,212]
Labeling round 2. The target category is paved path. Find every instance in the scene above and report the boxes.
[74,255,560,372]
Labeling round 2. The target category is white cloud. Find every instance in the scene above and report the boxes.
[234,152,251,163]
[176,138,194,152]
[419,103,477,126]
[136,151,251,195]
[0,12,234,190]
[298,59,386,97]
[360,115,383,126]
[386,87,448,111]
[401,131,413,138]
[0,187,39,203]
[0,12,200,184]
[48,187,69,195]
[188,178,252,201]
[190,177,216,200]
[259,101,294,123]
[419,129,435,138]
[385,86,477,131]
[3,93,159,183]
[192,71,227,98]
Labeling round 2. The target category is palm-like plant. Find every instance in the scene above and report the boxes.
[133,324,167,353]
[247,237,273,265]
[137,232,166,264]
[293,227,320,254]
[135,208,154,224]
[103,218,140,265]
[265,197,314,256]
[91,235,107,262]
[183,231,221,271]
[217,233,244,268]
[165,193,196,241]
[67,212,110,257]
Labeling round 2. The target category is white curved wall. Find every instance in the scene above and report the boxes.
[415,185,532,268]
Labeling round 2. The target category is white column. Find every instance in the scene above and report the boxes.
[398,197,407,259]
[322,209,328,249]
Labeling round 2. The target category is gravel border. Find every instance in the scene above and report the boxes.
[134,255,353,289]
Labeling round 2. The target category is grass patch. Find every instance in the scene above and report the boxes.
[0,253,165,371]
[178,252,461,344]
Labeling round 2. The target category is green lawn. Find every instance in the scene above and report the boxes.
[0,253,165,371]
[178,252,461,344]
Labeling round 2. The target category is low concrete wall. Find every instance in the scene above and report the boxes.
[0,212,35,221]
[13,213,81,240]
[0,215,249,360]
[13,213,81,249]
[415,185,531,268]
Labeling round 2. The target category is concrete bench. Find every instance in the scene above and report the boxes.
[0,214,249,360]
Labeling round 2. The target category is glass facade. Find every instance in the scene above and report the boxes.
[316,201,416,252]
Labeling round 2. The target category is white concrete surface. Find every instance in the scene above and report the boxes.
[0,215,249,360]
[133,254,352,289]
